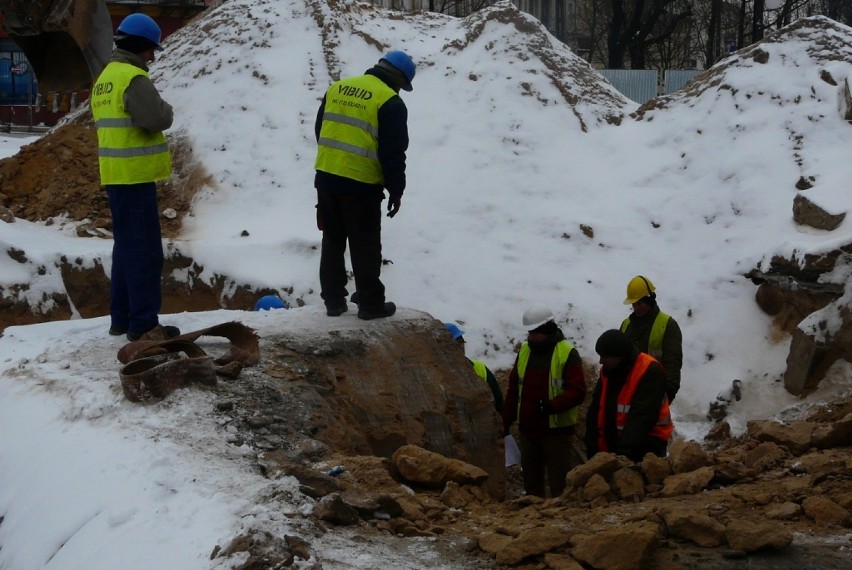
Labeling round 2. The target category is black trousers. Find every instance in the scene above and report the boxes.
[317,189,385,310]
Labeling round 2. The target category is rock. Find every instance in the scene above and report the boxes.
[660,466,715,497]
[640,453,671,485]
[744,441,789,470]
[572,523,659,569]
[542,552,585,570]
[314,493,360,526]
[392,444,489,488]
[669,439,711,473]
[725,520,792,552]
[440,481,474,508]
[255,451,342,498]
[802,496,851,527]
[610,467,645,500]
[704,421,731,443]
[792,450,846,478]
[495,525,572,566]
[478,531,513,555]
[747,420,815,455]
[566,452,630,490]
[0,205,14,223]
[713,460,751,484]
[792,193,846,231]
[810,413,852,449]
[658,506,726,547]
[582,474,611,502]
[765,502,802,520]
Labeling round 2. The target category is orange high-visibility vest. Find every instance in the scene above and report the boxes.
[596,352,673,452]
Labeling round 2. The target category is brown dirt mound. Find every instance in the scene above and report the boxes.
[0,111,210,239]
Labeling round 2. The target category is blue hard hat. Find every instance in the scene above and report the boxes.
[444,322,464,341]
[381,50,415,91]
[117,13,164,51]
[254,295,287,311]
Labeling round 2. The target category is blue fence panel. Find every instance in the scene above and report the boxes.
[663,69,702,95]
[599,69,658,104]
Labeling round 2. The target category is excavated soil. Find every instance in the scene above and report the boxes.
[0,113,207,239]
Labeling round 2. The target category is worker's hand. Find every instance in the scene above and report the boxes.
[538,399,552,415]
[502,423,511,438]
[387,195,402,218]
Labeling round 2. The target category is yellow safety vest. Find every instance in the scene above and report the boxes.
[315,74,396,185]
[471,359,488,382]
[516,340,578,428]
[621,311,671,359]
[91,62,171,184]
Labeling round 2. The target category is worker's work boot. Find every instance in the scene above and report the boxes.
[326,302,348,317]
[357,302,396,320]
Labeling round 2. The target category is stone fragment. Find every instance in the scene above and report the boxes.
[802,496,851,527]
[610,467,645,500]
[792,193,846,231]
[495,525,571,566]
[314,493,360,526]
[392,444,489,488]
[640,453,671,485]
[572,523,659,569]
[659,506,726,547]
[744,441,789,470]
[582,474,611,502]
[669,439,710,473]
[810,413,852,449]
[478,531,513,555]
[765,502,802,520]
[566,452,630,490]
[660,466,715,497]
[725,520,792,552]
[543,552,585,570]
[747,420,815,455]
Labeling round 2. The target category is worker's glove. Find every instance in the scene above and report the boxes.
[387,194,402,218]
[538,399,552,415]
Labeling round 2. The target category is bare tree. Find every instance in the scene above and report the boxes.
[607,0,693,68]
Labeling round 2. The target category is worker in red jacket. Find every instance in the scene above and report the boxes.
[502,305,587,497]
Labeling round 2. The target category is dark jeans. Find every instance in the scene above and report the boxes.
[317,189,385,310]
[518,430,583,498]
[107,183,163,335]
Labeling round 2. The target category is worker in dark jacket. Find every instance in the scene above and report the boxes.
[585,329,674,462]
[314,51,414,321]
[444,322,503,413]
[621,275,683,403]
[91,13,179,342]
[502,305,587,497]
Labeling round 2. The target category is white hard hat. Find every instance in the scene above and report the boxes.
[522,304,554,331]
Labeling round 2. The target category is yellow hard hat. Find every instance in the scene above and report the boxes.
[624,275,656,305]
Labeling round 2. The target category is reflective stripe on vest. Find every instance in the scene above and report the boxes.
[596,352,673,452]
[621,311,671,359]
[516,340,578,428]
[315,75,396,185]
[91,62,171,184]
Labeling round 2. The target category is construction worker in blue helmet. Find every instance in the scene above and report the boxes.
[620,275,683,403]
[254,295,288,311]
[314,50,415,321]
[92,12,178,342]
[444,322,503,413]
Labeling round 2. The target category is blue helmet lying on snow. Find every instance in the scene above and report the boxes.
[254,295,288,311]
[444,322,464,341]
[380,50,415,91]
[117,13,164,51]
